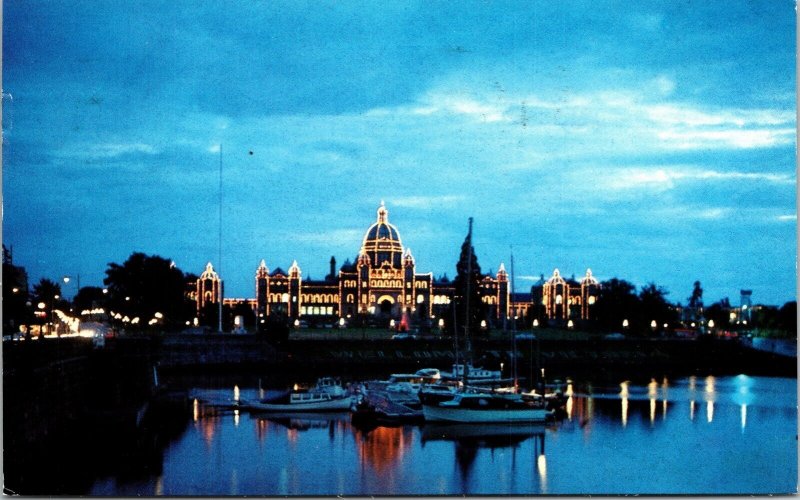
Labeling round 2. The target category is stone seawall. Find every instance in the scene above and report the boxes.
[154,335,796,382]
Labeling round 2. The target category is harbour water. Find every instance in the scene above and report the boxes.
[90,375,797,496]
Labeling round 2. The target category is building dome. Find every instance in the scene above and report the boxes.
[360,201,404,268]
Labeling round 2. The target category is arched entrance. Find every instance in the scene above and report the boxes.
[377,295,395,316]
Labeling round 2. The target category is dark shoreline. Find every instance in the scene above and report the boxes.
[156,335,797,384]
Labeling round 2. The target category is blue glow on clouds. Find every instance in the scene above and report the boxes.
[3,1,796,305]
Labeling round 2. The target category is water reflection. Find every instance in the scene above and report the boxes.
[705,376,716,423]
[566,382,574,421]
[87,377,797,496]
[741,404,747,431]
[648,378,658,425]
[733,375,755,432]
[255,417,269,443]
[620,381,629,427]
[537,453,548,494]
[355,425,412,475]
[422,423,547,492]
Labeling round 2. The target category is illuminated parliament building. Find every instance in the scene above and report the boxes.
[195,203,600,329]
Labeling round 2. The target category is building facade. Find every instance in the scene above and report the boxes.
[536,268,600,322]
[195,203,597,329]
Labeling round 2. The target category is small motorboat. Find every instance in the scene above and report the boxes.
[241,378,353,413]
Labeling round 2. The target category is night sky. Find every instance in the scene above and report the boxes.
[3,1,796,306]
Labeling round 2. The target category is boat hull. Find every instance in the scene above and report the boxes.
[243,397,353,413]
[422,403,551,423]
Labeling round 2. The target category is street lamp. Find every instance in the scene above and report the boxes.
[37,302,46,338]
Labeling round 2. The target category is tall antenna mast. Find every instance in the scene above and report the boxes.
[218,144,223,333]
[510,245,518,389]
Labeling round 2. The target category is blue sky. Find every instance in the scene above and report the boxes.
[3,1,796,306]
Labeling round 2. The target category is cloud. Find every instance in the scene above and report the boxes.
[657,128,795,149]
[602,166,795,191]
[776,214,797,222]
[86,142,159,158]
[392,195,465,209]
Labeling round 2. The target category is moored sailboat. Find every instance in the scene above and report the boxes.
[421,219,552,424]
[422,391,552,423]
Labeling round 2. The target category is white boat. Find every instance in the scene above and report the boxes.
[441,363,501,382]
[422,392,552,423]
[363,368,442,403]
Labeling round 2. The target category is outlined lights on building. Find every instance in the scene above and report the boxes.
[539,268,600,321]
[195,203,598,327]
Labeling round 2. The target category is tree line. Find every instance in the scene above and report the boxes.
[3,245,796,339]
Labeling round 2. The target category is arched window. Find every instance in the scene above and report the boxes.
[282,293,289,303]
[556,294,563,305]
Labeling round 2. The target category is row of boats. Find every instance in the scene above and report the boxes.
[234,364,566,426]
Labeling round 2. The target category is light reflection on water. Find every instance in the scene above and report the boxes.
[90,375,797,496]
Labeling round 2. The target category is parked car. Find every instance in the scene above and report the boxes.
[604,332,625,340]
[515,333,537,340]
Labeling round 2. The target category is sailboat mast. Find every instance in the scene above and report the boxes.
[463,217,473,386]
[452,297,459,381]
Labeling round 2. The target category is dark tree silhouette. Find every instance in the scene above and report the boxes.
[639,283,678,333]
[688,281,704,309]
[73,286,106,314]
[778,301,797,336]
[686,280,704,323]
[103,252,195,329]
[3,245,30,333]
[594,278,640,333]
[705,298,732,330]
[33,278,62,305]
[451,218,486,339]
